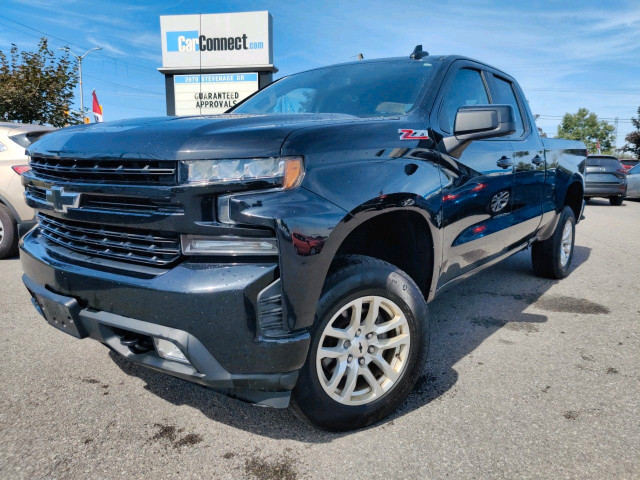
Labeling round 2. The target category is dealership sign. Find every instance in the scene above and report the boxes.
[160,11,273,69]
[173,73,259,115]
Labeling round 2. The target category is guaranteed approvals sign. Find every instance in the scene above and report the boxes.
[173,73,259,115]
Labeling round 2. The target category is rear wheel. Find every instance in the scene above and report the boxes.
[531,206,575,279]
[609,196,624,206]
[583,197,591,201]
[0,204,19,259]
[292,255,429,431]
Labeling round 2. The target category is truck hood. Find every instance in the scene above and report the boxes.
[27,113,365,160]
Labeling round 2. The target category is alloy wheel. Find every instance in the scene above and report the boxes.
[316,295,411,406]
[560,219,573,267]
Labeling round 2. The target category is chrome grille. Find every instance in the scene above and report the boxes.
[29,156,177,185]
[25,186,184,216]
[37,213,181,266]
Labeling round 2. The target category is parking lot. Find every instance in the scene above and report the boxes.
[0,198,638,480]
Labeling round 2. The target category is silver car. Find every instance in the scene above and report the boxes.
[0,122,55,258]
[626,163,640,199]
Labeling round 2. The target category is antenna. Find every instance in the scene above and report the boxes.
[410,45,429,60]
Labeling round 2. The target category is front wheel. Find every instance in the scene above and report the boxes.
[609,196,624,206]
[292,255,429,431]
[531,205,576,279]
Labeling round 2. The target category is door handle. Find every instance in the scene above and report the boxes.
[532,155,544,166]
[497,156,514,169]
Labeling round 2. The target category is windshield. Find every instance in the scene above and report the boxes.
[233,61,436,117]
[587,156,621,168]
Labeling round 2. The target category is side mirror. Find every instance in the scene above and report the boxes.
[454,104,516,141]
[443,104,516,157]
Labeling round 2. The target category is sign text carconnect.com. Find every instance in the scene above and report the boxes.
[160,11,273,69]
[173,73,259,115]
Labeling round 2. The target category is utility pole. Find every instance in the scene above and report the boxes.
[614,117,619,151]
[60,46,102,123]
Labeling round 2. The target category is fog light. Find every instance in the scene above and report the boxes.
[181,235,278,256]
[153,338,189,364]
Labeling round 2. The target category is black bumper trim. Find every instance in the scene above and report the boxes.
[23,273,301,408]
[17,219,37,238]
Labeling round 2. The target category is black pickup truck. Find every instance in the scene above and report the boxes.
[20,47,586,431]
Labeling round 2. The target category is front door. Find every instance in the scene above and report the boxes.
[430,63,517,286]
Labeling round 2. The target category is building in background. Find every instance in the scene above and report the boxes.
[159,11,276,116]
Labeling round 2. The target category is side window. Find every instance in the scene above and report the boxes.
[628,164,640,175]
[491,75,525,137]
[439,68,489,133]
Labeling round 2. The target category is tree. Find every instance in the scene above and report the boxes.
[556,108,616,154]
[0,38,80,127]
[619,107,640,159]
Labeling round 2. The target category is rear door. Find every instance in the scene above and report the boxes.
[487,73,545,242]
[430,61,517,286]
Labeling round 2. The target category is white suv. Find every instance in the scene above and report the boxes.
[0,122,54,258]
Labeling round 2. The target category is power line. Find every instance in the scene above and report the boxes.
[83,74,164,96]
[526,87,639,96]
[536,115,634,122]
[0,17,164,97]
[0,15,159,76]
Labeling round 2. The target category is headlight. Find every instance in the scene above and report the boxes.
[181,235,278,256]
[179,156,304,189]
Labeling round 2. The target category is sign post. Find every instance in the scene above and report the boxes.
[159,11,276,116]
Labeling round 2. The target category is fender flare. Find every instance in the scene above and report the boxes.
[317,192,442,302]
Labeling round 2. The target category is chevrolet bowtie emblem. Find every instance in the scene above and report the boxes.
[46,186,81,213]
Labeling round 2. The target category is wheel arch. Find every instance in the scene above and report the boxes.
[0,193,20,222]
[324,201,439,301]
[563,179,584,222]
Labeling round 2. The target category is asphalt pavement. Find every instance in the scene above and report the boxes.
[1,198,639,479]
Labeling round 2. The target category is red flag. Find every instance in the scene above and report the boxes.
[92,90,103,123]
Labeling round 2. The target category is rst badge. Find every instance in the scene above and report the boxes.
[398,129,429,140]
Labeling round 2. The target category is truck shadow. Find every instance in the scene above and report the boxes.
[109,245,591,442]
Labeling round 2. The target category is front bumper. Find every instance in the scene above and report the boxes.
[20,229,310,406]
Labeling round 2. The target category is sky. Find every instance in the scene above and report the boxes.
[1,0,639,147]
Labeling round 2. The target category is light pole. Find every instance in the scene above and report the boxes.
[60,46,102,123]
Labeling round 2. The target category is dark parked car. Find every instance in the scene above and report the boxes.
[584,155,627,205]
[20,47,586,431]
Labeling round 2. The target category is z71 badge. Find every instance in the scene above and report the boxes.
[398,129,430,140]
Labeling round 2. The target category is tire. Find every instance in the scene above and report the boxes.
[583,197,591,202]
[0,204,19,259]
[531,205,575,279]
[291,255,429,431]
[609,196,623,206]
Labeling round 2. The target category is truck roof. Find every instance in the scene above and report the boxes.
[291,54,514,81]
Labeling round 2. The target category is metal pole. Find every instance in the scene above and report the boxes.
[59,46,102,122]
[78,59,84,122]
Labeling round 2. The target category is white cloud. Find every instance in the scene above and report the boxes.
[86,35,125,56]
